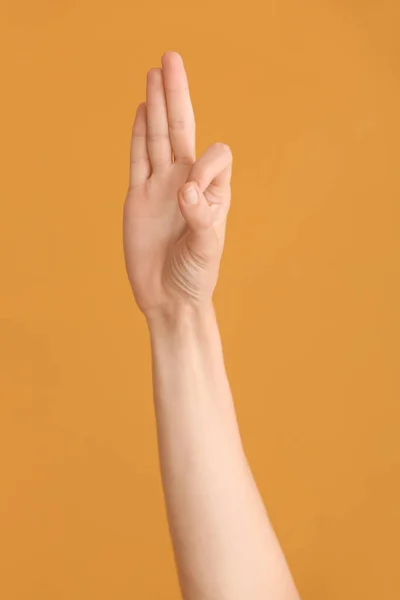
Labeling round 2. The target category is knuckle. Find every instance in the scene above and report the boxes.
[169,119,195,134]
[213,141,230,154]
[168,118,187,132]
[220,142,233,160]
[147,131,169,141]
[210,142,233,163]
[211,141,225,152]
[224,144,233,160]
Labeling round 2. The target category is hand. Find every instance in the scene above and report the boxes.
[123,52,233,321]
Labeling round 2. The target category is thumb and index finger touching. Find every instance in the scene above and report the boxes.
[177,142,233,234]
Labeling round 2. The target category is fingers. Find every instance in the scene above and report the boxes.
[177,182,218,258]
[161,51,196,165]
[146,68,173,172]
[177,143,233,254]
[178,183,213,231]
[129,102,151,188]
[187,142,233,198]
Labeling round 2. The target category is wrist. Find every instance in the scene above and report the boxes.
[146,298,229,407]
[145,300,216,338]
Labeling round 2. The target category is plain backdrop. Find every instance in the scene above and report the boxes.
[0,1,399,598]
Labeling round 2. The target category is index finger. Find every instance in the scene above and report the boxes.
[161,52,196,165]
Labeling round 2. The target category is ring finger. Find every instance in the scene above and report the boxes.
[146,67,173,172]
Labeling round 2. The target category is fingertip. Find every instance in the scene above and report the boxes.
[161,51,183,67]
[179,180,200,203]
[132,102,147,135]
[146,68,162,87]
[136,102,146,118]
[223,143,233,162]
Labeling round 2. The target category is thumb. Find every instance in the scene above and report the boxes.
[177,181,218,258]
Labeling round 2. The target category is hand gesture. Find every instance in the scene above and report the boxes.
[123,52,233,320]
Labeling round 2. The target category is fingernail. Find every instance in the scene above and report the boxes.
[183,186,198,205]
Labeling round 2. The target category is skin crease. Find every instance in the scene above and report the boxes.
[123,51,301,600]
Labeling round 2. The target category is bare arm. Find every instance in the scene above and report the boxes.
[147,303,300,600]
[123,51,300,600]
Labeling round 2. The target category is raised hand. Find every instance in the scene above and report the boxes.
[123,52,233,320]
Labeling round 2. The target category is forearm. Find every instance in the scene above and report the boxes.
[147,302,300,600]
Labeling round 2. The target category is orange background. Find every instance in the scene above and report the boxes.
[1,1,399,598]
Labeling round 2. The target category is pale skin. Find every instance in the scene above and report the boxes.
[123,51,301,600]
